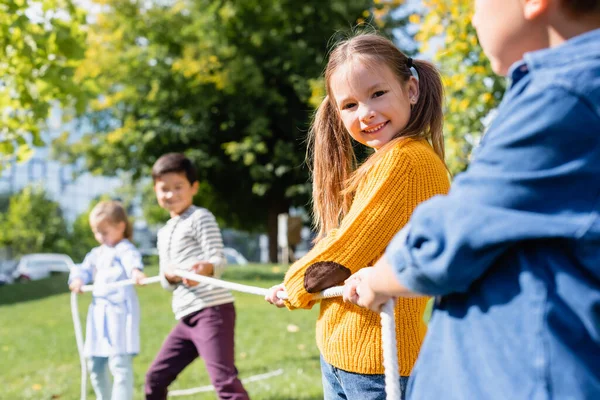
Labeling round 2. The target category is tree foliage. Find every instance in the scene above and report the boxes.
[0,0,89,167]
[0,186,70,257]
[417,0,505,173]
[70,198,106,262]
[54,0,409,259]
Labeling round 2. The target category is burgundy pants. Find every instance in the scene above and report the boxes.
[144,303,249,399]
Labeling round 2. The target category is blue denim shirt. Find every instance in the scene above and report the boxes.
[386,29,600,399]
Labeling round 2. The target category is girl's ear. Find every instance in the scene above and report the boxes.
[523,0,548,20]
[407,76,419,104]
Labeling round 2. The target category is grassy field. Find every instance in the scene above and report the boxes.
[0,264,323,399]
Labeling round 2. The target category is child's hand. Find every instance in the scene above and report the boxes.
[265,283,286,308]
[342,269,366,304]
[69,278,84,294]
[164,266,183,284]
[343,268,394,312]
[191,261,214,277]
[180,261,213,287]
[132,269,147,285]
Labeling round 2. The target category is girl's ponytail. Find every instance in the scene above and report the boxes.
[308,96,355,240]
[408,59,445,163]
[123,218,133,240]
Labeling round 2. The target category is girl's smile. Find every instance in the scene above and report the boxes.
[362,121,390,134]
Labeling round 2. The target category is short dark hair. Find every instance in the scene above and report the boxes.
[562,0,600,14]
[151,153,197,184]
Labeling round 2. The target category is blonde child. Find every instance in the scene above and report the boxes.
[69,200,146,400]
[265,32,450,400]
[347,1,600,399]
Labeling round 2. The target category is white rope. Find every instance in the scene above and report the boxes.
[276,285,345,300]
[81,275,162,293]
[176,270,345,300]
[381,299,400,400]
[71,272,400,399]
[70,292,87,400]
[174,270,271,297]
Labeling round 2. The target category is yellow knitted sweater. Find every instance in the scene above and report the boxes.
[283,138,450,375]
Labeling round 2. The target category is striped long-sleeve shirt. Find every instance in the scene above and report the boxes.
[157,205,234,320]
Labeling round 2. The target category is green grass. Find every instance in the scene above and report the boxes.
[0,264,323,399]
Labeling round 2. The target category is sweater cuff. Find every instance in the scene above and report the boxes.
[283,276,318,310]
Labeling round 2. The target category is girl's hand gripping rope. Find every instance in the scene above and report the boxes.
[69,278,84,294]
[132,268,147,285]
[265,283,287,308]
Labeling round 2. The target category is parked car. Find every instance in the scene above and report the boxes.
[223,247,248,266]
[0,272,13,286]
[12,253,75,282]
[0,260,17,286]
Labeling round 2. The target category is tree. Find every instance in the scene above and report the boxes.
[56,0,409,261]
[0,0,89,167]
[0,192,10,213]
[0,186,70,257]
[417,0,506,173]
[139,181,169,226]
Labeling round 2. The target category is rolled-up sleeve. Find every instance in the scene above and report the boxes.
[387,87,600,296]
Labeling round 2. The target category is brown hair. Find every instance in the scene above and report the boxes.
[89,200,133,240]
[152,153,198,184]
[561,0,600,14]
[308,32,445,239]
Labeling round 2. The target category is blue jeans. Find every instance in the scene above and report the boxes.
[89,354,134,400]
[320,355,408,400]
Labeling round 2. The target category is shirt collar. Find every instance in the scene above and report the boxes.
[101,239,128,249]
[167,205,196,224]
[507,60,530,88]
[525,28,600,71]
[507,28,600,88]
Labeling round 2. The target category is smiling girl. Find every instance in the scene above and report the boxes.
[264,32,450,400]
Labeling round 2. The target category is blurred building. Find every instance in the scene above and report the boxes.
[0,147,121,222]
[0,109,122,222]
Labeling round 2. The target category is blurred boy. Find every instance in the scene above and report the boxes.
[345,1,600,398]
[144,153,248,400]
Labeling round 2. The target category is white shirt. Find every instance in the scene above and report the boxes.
[69,239,143,357]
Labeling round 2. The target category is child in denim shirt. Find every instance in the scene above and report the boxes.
[345,1,600,399]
